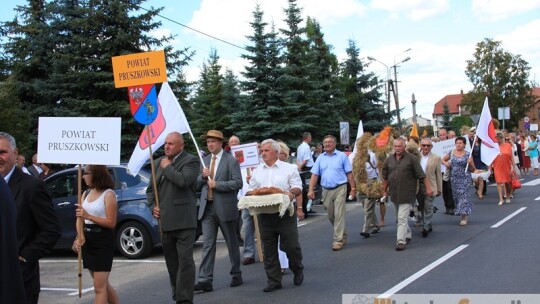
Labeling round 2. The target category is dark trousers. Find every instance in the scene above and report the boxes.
[258,211,303,286]
[442,176,455,209]
[162,228,196,304]
[300,169,312,216]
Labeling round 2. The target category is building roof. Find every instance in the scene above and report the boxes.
[433,93,464,116]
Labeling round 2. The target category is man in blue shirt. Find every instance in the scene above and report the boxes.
[308,135,356,251]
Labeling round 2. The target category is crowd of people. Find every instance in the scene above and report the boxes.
[3,124,538,304]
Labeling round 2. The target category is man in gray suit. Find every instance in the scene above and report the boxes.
[146,132,200,304]
[194,130,243,292]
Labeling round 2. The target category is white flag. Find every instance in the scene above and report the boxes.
[352,120,364,154]
[475,97,500,166]
[127,82,191,175]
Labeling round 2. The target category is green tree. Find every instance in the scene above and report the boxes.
[451,116,473,134]
[0,78,31,155]
[442,100,451,129]
[230,5,293,144]
[1,0,194,159]
[190,48,226,144]
[221,68,241,138]
[304,17,340,141]
[462,38,534,129]
[277,0,312,145]
[338,39,391,137]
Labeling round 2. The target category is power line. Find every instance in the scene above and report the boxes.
[138,6,247,51]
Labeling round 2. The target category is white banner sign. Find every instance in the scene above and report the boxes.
[340,121,350,145]
[230,142,260,168]
[432,138,472,157]
[37,117,122,165]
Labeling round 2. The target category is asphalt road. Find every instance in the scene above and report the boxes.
[38,174,540,304]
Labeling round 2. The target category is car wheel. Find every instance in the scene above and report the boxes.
[116,221,153,259]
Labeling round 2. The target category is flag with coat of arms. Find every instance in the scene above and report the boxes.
[127,82,191,175]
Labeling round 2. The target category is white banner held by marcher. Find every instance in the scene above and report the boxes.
[38,117,121,165]
[432,138,472,157]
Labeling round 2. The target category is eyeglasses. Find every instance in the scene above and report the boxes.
[421,144,432,147]
[83,172,92,176]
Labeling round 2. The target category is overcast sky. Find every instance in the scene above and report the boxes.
[3,0,540,124]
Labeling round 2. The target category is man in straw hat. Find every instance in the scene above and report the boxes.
[194,130,243,292]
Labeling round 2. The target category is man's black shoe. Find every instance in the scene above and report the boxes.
[230,276,243,287]
[421,229,429,237]
[293,271,304,286]
[194,281,213,292]
[242,257,255,265]
[360,232,370,238]
[370,226,380,234]
[406,237,412,244]
[307,209,317,214]
[263,283,282,292]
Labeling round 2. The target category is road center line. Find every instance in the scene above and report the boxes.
[378,244,469,298]
[491,207,527,228]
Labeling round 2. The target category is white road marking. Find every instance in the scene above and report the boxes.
[491,207,527,228]
[378,245,469,298]
[41,288,78,291]
[521,179,540,186]
[42,259,165,263]
[67,287,94,296]
[535,196,540,201]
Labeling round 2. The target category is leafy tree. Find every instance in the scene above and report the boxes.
[337,39,391,138]
[451,116,473,134]
[1,0,194,159]
[462,38,534,129]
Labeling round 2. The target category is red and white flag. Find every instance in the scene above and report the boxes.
[475,97,500,166]
[127,82,191,175]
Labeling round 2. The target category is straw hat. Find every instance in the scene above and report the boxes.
[203,130,224,140]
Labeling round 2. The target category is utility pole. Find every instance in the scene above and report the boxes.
[411,93,417,124]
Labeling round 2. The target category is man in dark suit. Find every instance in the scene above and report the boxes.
[194,130,243,292]
[146,132,200,304]
[0,132,61,304]
[0,177,26,303]
[27,154,42,178]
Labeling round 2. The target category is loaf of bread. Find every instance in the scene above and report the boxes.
[250,187,284,196]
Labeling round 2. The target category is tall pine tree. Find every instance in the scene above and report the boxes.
[1,0,193,158]
[338,39,391,135]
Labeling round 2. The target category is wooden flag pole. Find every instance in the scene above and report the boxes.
[146,126,162,234]
[245,167,264,262]
[76,165,83,298]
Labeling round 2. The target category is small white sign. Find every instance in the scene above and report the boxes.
[531,124,538,131]
[432,138,472,157]
[230,142,260,168]
[37,117,122,165]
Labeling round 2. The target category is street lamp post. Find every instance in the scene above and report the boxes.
[367,56,391,113]
[369,48,411,126]
[391,51,411,125]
